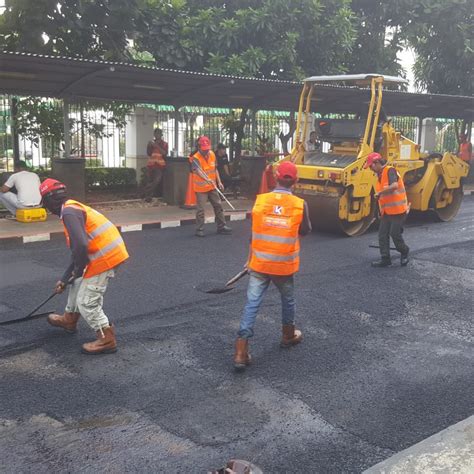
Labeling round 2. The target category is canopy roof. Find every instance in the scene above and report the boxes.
[0,51,472,120]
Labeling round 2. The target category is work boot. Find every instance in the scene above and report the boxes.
[371,258,392,268]
[234,338,251,371]
[195,229,205,237]
[47,312,80,333]
[217,225,232,235]
[280,324,303,348]
[81,325,117,355]
[400,251,409,267]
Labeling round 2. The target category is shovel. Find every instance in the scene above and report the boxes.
[0,278,73,326]
[195,268,249,294]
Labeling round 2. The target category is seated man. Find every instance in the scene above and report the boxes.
[0,161,42,218]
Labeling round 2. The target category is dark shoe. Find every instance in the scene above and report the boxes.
[47,312,80,333]
[144,197,153,203]
[371,259,392,268]
[195,229,204,237]
[217,225,232,235]
[280,324,303,348]
[401,252,409,266]
[234,338,251,371]
[81,325,117,355]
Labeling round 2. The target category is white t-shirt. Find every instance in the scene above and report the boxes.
[5,171,42,206]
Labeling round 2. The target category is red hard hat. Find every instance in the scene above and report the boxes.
[276,161,298,180]
[39,178,66,197]
[197,135,211,151]
[364,152,383,169]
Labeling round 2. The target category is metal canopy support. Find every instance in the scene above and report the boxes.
[250,110,257,155]
[174,107,180,155]
[63,98,71,158]
[417,116,423,144]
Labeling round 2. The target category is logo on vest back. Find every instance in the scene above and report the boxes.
[273,205,284,215]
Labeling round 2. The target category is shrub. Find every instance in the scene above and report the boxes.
[86,167,136,190]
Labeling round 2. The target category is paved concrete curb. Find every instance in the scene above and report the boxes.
[0,212,251,246]
[364,415,474,473]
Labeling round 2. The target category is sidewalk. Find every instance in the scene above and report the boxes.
[0,198,254,245]
[463,183,474,196]
[364,415,474,473]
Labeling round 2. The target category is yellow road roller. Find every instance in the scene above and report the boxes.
[284,74,469,236]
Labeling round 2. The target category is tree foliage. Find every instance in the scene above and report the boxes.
[405,0,473,95]
[1,0,472,94]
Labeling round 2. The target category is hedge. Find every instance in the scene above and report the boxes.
[86,167,136,189]
[34,167,137,190]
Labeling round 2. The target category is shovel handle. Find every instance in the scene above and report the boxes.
[225,269,249,287]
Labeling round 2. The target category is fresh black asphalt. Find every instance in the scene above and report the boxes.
[0,197,473,473]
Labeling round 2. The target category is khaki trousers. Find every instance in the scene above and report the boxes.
[65,269,115,331]
[195,189,226,231]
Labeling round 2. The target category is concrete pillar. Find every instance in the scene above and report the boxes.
[420,118,438,153]
[125,106,155,179]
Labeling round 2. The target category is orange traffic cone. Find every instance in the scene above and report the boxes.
[258,168,269,194]
[181,173,196,209]
[258,165,275,194]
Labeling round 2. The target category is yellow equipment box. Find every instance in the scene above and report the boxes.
[16,208,47,223]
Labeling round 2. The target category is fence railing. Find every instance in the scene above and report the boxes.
[0,95,466,173]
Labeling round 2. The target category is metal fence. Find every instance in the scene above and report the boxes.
[0,94,469,173]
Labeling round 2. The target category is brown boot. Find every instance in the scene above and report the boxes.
[233,338,251,370]
[280,324,303,348]
[47,312,80,333]
[81,325,117,355]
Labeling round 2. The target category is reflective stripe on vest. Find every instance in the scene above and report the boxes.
[62,200,129,278]
[376,166,409,215]
[249,192,304,276]
[190,151,217,193]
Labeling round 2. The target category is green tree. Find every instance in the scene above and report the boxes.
[405,0,473,95]
[0,0,143,60]
[347,0,412,77]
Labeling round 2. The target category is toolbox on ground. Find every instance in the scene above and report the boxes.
[16,208,47,223]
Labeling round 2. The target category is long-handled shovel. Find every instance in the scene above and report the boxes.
[194,163,240,211]
[195,268,249,294]
[0,279,72,326]
[0,292,58,326]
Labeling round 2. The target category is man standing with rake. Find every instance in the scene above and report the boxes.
[190,135,232,237]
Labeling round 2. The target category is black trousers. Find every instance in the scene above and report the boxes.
[378,213,409,261]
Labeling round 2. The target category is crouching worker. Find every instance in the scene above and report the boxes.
[39,179,129,354]
[234,162,311,371]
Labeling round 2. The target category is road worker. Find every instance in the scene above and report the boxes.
[457,133,472,164]
[39,179,129,354]
[234,161,311,371]
[365,152,410,267]
[190,135,232,237]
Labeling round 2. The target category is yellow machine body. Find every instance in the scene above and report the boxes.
[16,207,47,223]
[280,75,469,236]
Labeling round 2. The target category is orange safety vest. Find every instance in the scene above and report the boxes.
[147,151,166,168]
[459,142,472,162]
[190,151,217,193]
[62,200,129,278]
[376,166,409,216]
[249,192,304,276]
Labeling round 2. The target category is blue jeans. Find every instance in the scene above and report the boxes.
[238,270,296,339]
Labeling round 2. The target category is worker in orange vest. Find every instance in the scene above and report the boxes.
[458,133,472,163]
[234,161,312,371]
[39,179,129,354]
[190,136,232,237]
[364,152,410,268]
